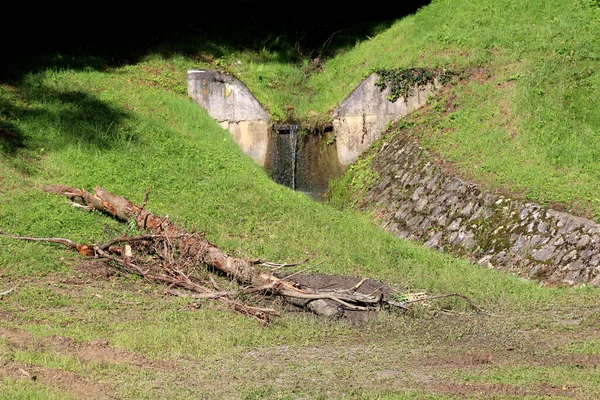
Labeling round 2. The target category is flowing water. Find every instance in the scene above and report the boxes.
[266,124,344,201]
[271,123,299,189]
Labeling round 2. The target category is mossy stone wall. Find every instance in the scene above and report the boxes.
[360,135,600,287]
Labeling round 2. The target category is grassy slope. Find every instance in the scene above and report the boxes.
[238,0,600,218]
[1,0,600,398]
[1,63,557,303]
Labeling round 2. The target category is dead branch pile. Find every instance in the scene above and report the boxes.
[0,185,482,324]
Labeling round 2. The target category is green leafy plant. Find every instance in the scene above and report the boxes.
[372,67,455,102]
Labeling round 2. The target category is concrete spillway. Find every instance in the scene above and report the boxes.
[187,69,436,199]
[186,68,600,287]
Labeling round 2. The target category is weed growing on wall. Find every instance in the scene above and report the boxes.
[372,67,456,102]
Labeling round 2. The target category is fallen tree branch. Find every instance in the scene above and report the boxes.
[404,292,482,312]
[0,229,93,256]
[42,184,371,318]
[349,277,369,292]
[387,292,483,313]
[139,187,151,211]
[94,246,278,324]
[260,258,311,271]
[165,288,232,299]
[280,261,325,281]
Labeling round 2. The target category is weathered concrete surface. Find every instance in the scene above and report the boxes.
[333,73,437,168]
[218,120,270,167]
[188,70,270,166]
[188,70,438,173]
[358,134,600,288]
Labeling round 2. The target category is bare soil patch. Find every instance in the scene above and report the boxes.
[0,326,178,399]
[0,328,166,370]
[0,363,113,400]
[221,310,600,398]
[4,229,598,399]
[3,269,600,399]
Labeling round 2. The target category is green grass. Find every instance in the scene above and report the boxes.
[0,379,74,400]
[0,4,593,306]
[2,0,600,398]
[567,339,600,354]
[132,0,600,220]
[318,0,600,219]
[0,62,570,309]
[233,0,600,219]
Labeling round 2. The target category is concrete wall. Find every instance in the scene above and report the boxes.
[359,135,600,288]
[187,70,438,172]
[332,73,437,168]
[187,70,270,166]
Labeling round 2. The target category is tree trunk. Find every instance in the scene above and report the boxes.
[43,185,382,317]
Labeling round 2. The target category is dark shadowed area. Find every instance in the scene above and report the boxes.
[1,1,431,81]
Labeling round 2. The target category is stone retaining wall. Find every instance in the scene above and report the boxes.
[359,135,600,287]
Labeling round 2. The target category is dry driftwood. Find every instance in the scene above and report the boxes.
[40,185,388,319]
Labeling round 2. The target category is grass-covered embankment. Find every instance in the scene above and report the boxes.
[215,0,600,219]
[2,0,600,398]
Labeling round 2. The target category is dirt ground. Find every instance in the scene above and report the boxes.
[1,323,594,398]
[2,263,599,399]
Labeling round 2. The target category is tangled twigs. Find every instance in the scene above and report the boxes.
[41,185,374,317]
[0,225,314,323]
[1,221,484,320]
[96,234,179,251]
[94,243,279,324]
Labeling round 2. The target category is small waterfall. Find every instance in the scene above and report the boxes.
[272,123,299,189]
[289,124,298,189]
[267,124,343,201]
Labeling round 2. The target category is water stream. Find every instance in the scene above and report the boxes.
[267,124,343,201]
[271,123,299,189]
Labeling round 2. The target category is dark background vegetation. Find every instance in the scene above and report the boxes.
[2,1,431,80]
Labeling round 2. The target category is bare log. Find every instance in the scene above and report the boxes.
[44,185,269,282]
[42,185,383,317]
